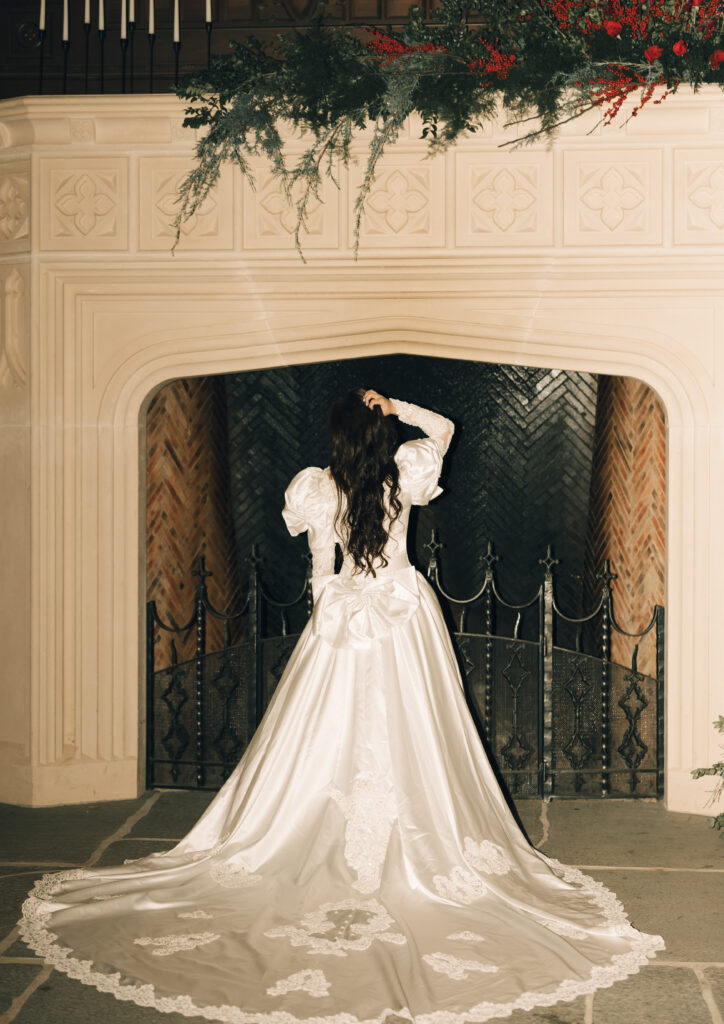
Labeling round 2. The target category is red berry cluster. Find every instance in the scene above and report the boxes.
[585,64,671,123]
[468,39,517,83]
[364,29,447,65]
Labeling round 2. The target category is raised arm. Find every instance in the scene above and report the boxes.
[388,398,455,455]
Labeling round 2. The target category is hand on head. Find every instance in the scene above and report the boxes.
[363,390,395,417]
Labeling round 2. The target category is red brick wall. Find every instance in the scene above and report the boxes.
[146,377,242,666]
[585,376,666,676]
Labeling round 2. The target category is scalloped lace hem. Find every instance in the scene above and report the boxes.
[18,864,664,1024]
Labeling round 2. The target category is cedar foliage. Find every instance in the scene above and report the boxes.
[172,0,724,258]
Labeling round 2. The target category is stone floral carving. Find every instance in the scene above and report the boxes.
[471,167,537,233]
[258,180,324,237]
[0,268,27,391]
[688,164,724,230]
[365,169,430,234]
[53,171,118,237]
[154,171,220,238]
[70,119,95,143]
[0,173,29,242]
[578,165,645,232]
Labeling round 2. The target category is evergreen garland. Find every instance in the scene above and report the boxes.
[173,0,724,258]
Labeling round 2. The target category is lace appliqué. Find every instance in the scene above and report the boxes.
[433,866,489,904]
[133,932,220,957]
[423,952,499,980]
[448,931,486,942]
[267,970,331,998]
[433,837,512,904]
[178,910,213,920]
[209,862,262,889]
[331,774,396,894]
[265,898,406,957]
[463,839,512,876]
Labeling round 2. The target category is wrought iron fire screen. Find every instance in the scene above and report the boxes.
[146,534,664,799]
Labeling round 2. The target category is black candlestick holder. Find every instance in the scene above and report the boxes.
[84,22,90,93]
[38,27,46,95]
[99,28,106,93]
[121,36,128,92]
[206,20,212,68]
[62,39,70,93]
[129,20,135,93]
[148,32,155,93]
[173,40,180,86]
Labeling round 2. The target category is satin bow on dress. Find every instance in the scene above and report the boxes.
[312,566,420,649]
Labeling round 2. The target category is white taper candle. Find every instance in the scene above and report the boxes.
[130,0,135,22]
[62,0,69,39]
[206,0,212,21]
[173,0,179,42]
[149,0,154,34]
[84,0,90,22]
[121,0,127,38]
[39,0,46,31]
[98,0,104,30]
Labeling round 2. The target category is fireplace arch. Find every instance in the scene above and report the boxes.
[1,94,721,813]
[16,274,713,812]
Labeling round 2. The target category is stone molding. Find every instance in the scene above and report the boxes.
[0,94,722,812]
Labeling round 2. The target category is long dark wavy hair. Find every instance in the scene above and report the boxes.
[328,388,402,576]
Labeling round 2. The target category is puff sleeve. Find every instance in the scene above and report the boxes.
[282,467,336,578]
[395,438,444,506]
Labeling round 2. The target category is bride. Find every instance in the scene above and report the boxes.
[20,388,664,1023]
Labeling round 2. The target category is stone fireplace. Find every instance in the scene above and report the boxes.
[1,92,723,812]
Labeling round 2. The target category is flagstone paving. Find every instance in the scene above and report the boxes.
[0,793,721,1024]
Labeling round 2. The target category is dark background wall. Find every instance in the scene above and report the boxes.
[222,356,597,619]
[146,354,666,672]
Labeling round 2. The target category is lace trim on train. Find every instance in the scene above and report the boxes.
[264,898,406,957]
[18,862,664,1024]
[331,774,396,894]
[267,970,331,998]
[423,952,499,980]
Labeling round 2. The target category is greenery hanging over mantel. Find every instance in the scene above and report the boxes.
[173,0,724,258]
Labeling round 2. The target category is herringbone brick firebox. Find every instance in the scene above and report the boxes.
[146,362,665,677]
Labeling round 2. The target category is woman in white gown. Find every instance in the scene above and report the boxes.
[20,389,664,1023]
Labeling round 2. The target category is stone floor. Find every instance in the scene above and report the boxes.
[0,792,722,1024]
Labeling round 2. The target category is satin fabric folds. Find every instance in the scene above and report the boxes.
[20,560,663,1023]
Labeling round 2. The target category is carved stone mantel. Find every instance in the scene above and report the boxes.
[1,92,723,810]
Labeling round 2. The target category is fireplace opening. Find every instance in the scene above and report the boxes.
[143,355,666,801]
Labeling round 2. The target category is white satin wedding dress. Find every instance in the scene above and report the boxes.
[19,398,664,1023]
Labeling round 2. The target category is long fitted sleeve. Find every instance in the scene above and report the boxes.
[388,398,455,455]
